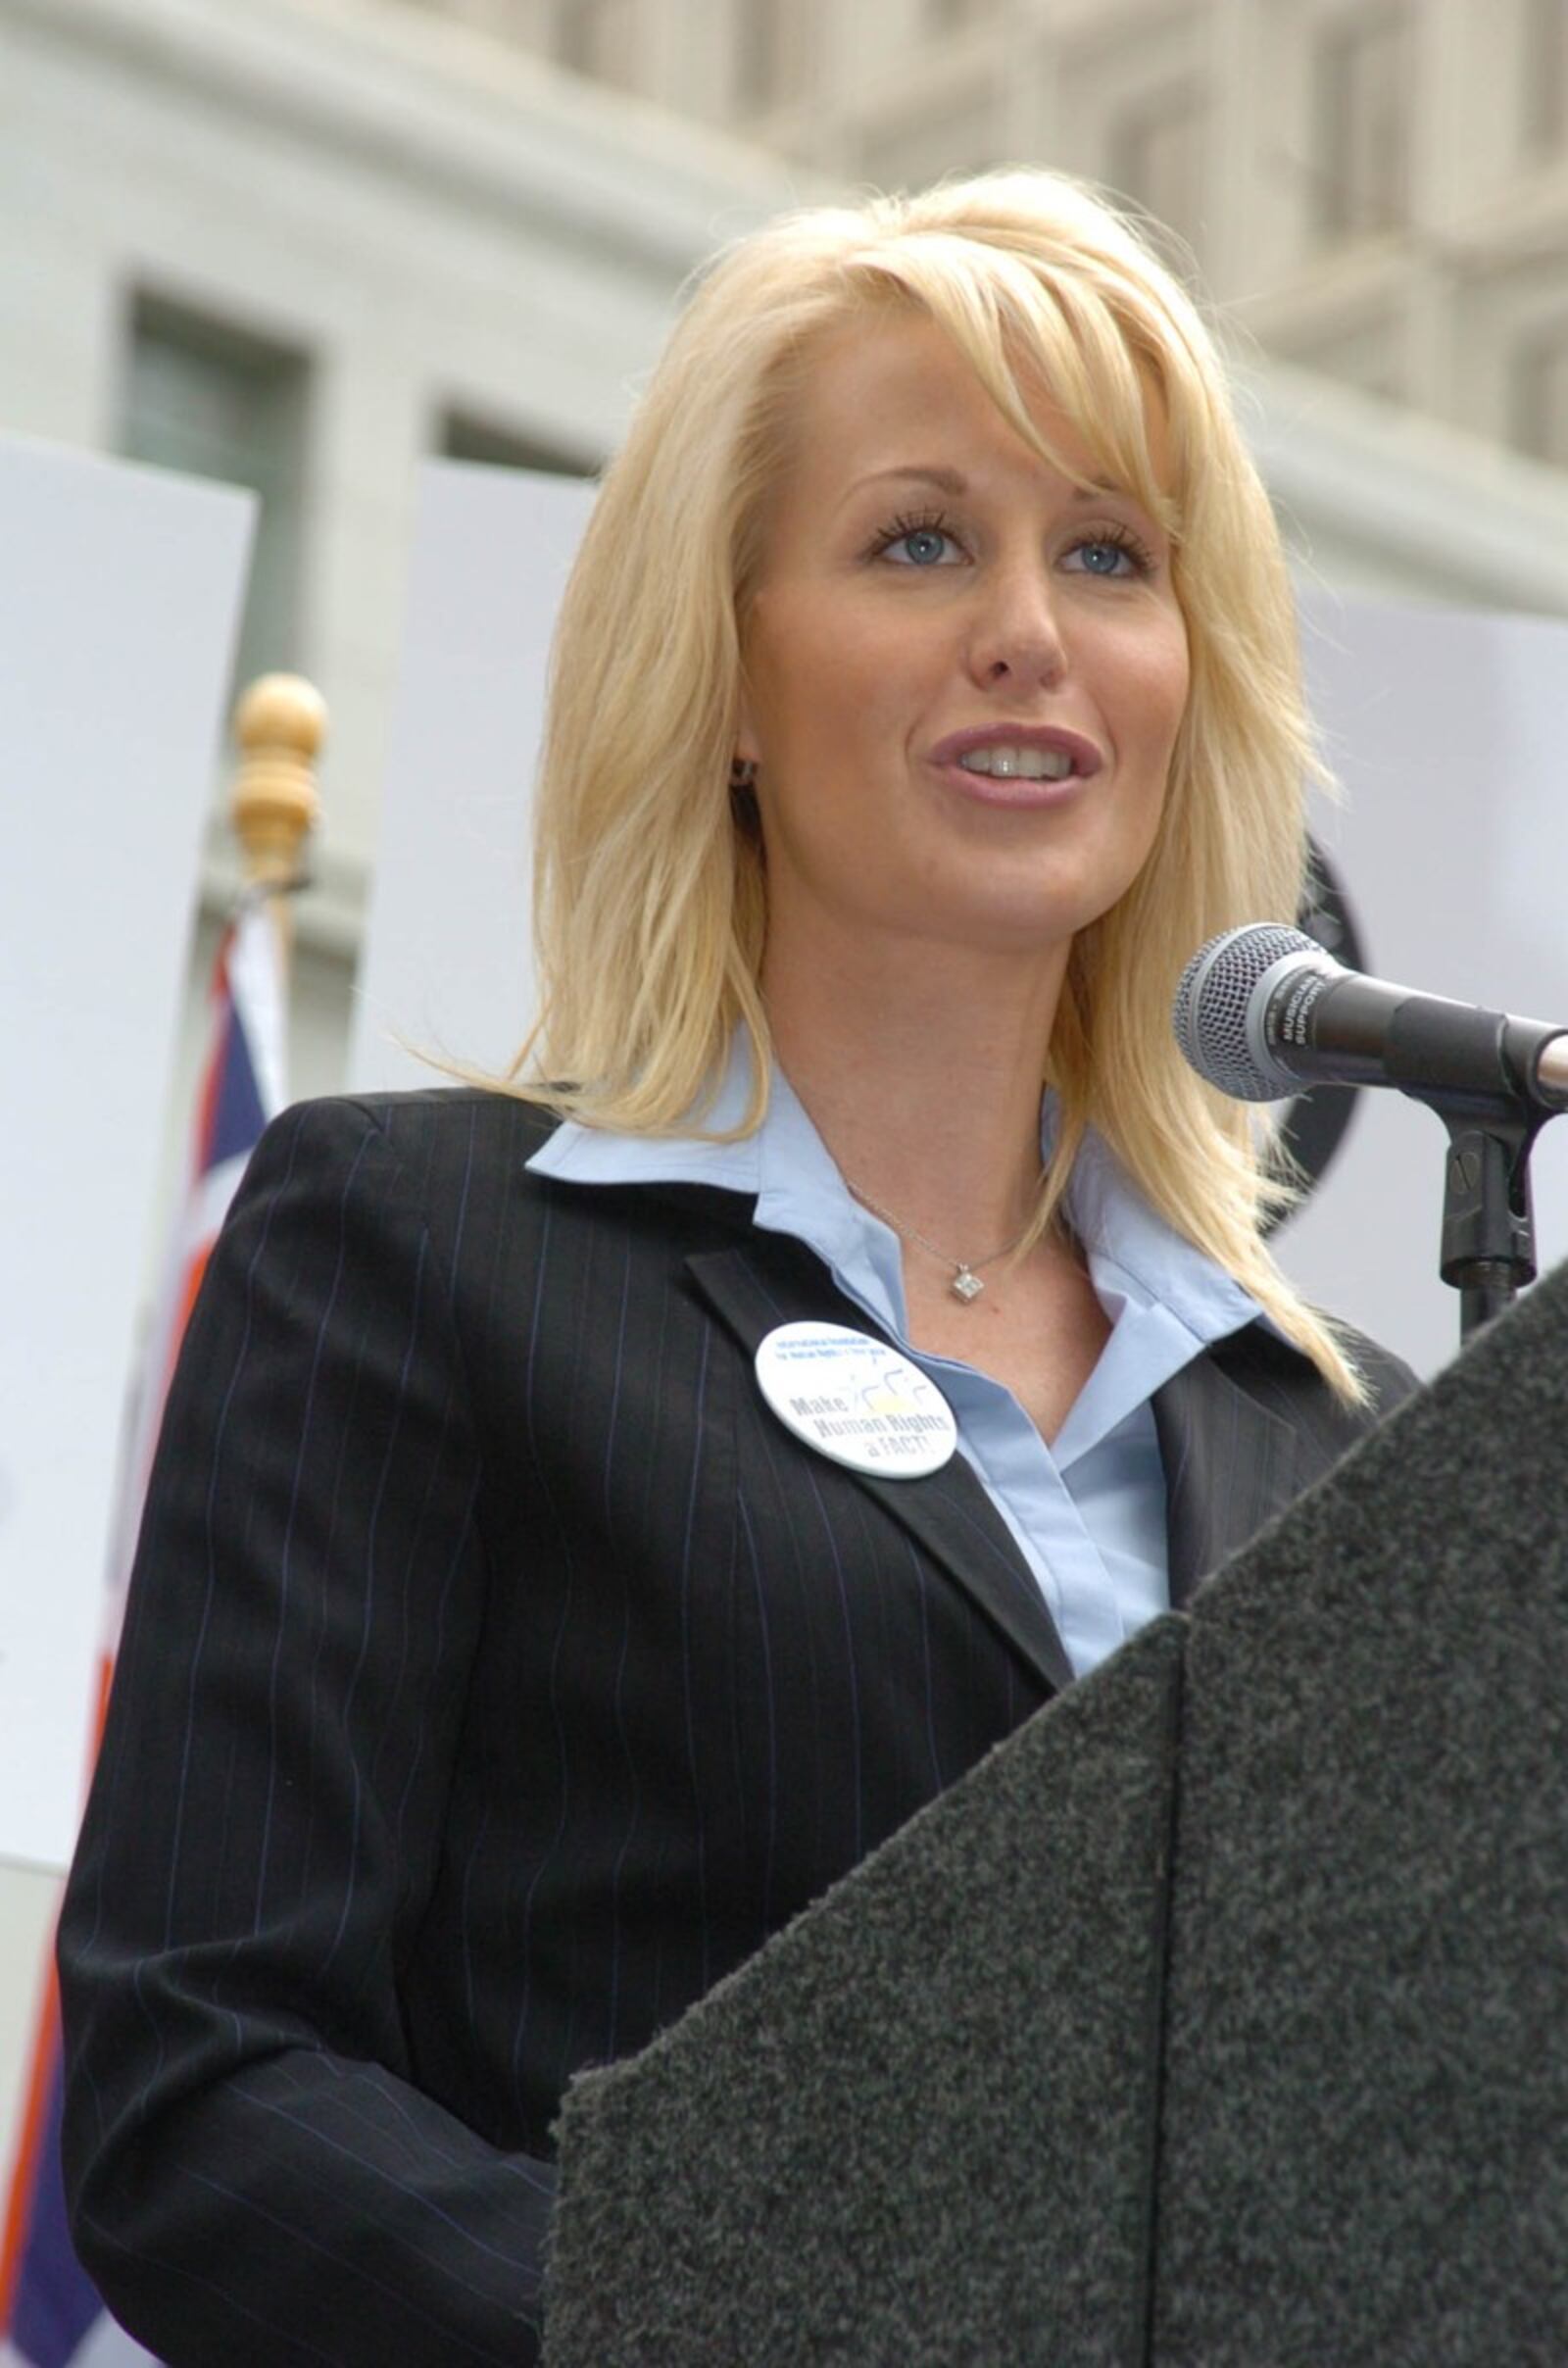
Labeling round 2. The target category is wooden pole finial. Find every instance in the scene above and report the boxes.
[230,672,326,897]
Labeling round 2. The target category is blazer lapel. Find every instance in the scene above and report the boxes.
[1152,1340,1300,1608]
[683,1238,1075,1696]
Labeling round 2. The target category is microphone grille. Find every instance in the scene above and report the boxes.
[1173,923,1323,1101]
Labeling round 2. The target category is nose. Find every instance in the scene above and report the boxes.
[965,556,1067,691]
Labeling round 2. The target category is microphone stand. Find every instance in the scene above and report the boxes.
[1383,1000,1563,1348]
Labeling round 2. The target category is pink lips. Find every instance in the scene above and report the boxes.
[925,722,1103,808]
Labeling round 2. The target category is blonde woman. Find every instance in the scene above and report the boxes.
[60,171,1413,2366]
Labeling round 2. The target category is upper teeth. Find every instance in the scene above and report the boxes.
[958,746,1073,779]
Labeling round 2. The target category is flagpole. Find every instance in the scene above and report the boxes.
[229,670,325,949]
[220,672,324,1131]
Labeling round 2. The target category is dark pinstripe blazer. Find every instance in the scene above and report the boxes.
[57,1088,1416,2367]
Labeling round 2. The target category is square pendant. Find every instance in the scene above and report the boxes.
[950,1267,984,1304]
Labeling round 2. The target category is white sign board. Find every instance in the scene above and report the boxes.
[1279,594,1568,1377]
[350,464,594,1092]
[0,438,254,1870]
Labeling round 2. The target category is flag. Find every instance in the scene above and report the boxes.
[0,896,286,2368]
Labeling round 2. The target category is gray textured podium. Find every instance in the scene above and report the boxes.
[545,1264,1568,2367]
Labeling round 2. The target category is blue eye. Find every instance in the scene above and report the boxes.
[892,527,955,566]
[1065,535,1149,578]
[875,517,962,567]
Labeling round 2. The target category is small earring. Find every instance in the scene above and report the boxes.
[729,757,758,791]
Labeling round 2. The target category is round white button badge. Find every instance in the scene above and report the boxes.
[754,1321,957,1480]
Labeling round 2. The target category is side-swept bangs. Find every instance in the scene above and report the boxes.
[838,233,1184,544]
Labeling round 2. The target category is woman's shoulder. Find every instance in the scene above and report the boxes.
[256,1085,563,1166]
[1216,1309,1420,1435]
[235,1087,752,1275]
[1340,1325,1422,1420]
[229,1089,565,1255]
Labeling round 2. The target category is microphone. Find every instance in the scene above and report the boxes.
[1174,923,1568,1115]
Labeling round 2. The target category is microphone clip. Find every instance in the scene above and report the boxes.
[1439,1110,1543,1344]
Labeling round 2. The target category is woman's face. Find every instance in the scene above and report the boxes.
[738,314,1191,986]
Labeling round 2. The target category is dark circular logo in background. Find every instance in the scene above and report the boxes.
[1265,837,1367,1233]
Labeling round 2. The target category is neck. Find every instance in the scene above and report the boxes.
[762,925,1070,1258]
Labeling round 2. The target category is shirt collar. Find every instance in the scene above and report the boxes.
[523,1032,763,1193]
[525,1032,1270,1352]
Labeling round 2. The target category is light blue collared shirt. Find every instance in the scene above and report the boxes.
[527,1038,1268,1680]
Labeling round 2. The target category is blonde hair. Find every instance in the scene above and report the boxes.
[513,169,1361,1400]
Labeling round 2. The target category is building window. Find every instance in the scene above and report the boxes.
[119,291,310,692]
[556,0,639,89]
[735,0,811,111]
[1314,8,1414,241]
[441,410,597,475]
[1109,82,1207,256]
[1523,0,1568,155]
[1513,322,1568,468]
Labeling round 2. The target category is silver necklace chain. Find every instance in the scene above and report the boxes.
[845,1181,1032,1305]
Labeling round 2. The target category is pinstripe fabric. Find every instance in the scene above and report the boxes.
[1152,1320,1415,1608]
[56,1089,1414,2366]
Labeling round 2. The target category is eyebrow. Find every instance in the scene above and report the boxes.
[844,464,1125,502]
